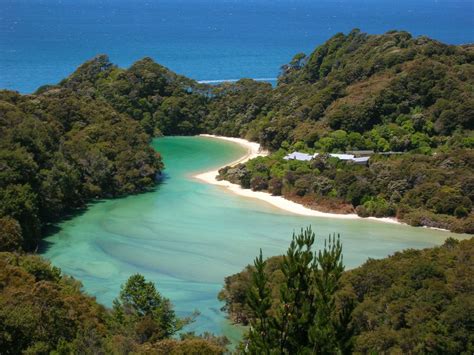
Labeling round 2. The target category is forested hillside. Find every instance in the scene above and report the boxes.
[54,55,210,136]
[40,29,474,150]
[1,29,472,247]
[0,89,162,251]
[216,30,474,232]
[1,28,472,354]
[0,252,225,353]
[241,29,473,150]
[219,235,474,353]
[46,29,473,150]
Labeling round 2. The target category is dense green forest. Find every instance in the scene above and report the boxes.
[0,53,209,252]
[218,149,474,233]
[0,29,473,353]
[215,30,474,233]
[224,29,473,150]
[0,89,162,251]
[1,29,473,251]
[0,252,226,354]
[219,232,474,353]
[47,29,474,151]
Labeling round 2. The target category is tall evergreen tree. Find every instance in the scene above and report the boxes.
[245,227,354,354]
[112,273,192,343]
[246,250,274,354]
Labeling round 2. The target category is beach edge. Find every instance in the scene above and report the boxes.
[194,134,403,225]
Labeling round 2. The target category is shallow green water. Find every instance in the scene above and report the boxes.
[43,136,464,337]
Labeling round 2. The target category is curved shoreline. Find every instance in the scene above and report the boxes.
[194,134,402,225]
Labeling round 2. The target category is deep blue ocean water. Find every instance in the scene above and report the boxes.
[1,0,473,93]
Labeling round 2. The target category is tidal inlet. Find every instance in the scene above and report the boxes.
[42,136,462,339]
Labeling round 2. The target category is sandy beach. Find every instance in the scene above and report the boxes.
[195,134,402,224]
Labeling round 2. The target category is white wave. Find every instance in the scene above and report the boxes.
[197,77,277,84]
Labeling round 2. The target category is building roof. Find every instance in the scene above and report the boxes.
[284,152,313,161]
[346,150,375,155]
[284,151,370,164]
[352,156,370,163]
[329,153,355,160]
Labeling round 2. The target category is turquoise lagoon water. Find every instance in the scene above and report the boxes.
[43,136,465,337]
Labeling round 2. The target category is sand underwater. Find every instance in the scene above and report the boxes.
[42,136,466,340]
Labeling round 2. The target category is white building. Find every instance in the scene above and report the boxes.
[284,151,370,165]
[283,152,314,161]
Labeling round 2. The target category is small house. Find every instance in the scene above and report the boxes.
[284,151,370,165]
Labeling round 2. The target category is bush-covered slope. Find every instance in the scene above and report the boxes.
[42,30,474,155]
[39,30,473,150]
[0,89,162,250]
[258,29,474,150]
[0,252,225,354]
[219,236,474,354]
[2,29,473,247]
[215,30,474,232]
[218,148,474,233]
[56,54,211,136]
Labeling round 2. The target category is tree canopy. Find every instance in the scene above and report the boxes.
[241,227,354,354]
[220,234,474,354]
[0,253,225,354]
[2,30,472,250]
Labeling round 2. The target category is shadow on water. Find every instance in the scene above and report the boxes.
[38,172,170,254]
[38,200,107,254]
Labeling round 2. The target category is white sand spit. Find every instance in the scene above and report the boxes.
[195,134,403,224]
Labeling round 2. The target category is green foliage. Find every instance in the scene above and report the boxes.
[243,227,354,354]
[220,236,474,354]
[0,87,162,251]
[60,55,209,136]
[0,216,23,252]
[206,79,272,138]
[112,274,190,342]
[137,337,224,354]
[0,252,109,354]
[357,196,395,218]
[219,150,474,233]
[246,250,273,353]
[184,30,474,164]
[345,238,474,353]
[0,253,224,354]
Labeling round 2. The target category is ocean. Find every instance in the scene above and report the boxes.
[1,0,473,93]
